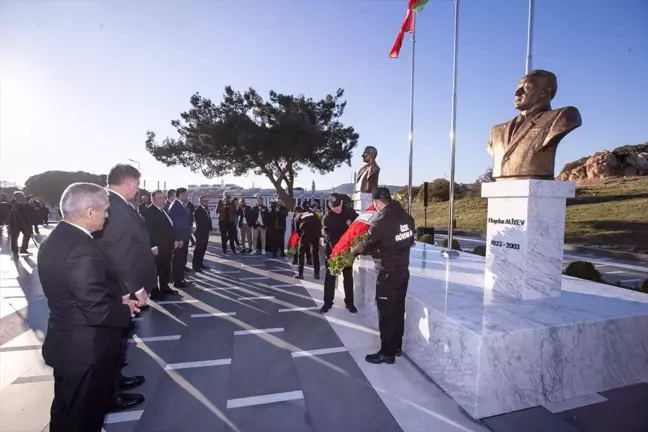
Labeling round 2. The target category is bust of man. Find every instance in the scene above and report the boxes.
[487,70,582,181]
[355,146,380,193]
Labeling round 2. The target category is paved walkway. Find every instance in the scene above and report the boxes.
[3,230,648,432]
[0,234,487,432]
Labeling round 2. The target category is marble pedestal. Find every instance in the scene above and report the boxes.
[345,244,648,419]
[481,180,575,300]
[352,192,372,212]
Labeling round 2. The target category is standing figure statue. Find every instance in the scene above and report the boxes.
[355,146,381,193]
[487,70,582,181]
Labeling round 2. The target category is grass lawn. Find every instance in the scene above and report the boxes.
[410,177,648,253]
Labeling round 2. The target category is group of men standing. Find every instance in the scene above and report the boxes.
[35,162,416,431]
[37,164,221,431]
[0,191,50,256]
[215,195,290,257]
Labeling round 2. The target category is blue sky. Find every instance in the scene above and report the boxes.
[1,0,646,190]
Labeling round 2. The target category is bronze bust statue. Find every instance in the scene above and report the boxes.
[487,70,582,181]
[355,146,380,193]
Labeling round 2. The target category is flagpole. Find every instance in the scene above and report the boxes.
[442,0,460,259]
[525,0,534,73]
[406,13,416,215]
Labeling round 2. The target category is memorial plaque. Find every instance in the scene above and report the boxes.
[482,180,575,300]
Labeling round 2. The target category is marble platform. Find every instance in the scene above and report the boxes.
[482,180,575,300]
[345,243,648,419]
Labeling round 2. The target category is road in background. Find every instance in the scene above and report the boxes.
[436,233,648,289]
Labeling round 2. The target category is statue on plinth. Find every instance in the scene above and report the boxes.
[355,146,380,193]
[487,70,582,181]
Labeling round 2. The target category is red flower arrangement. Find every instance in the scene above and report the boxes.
[328,205,378,276]
[287,231,300,256]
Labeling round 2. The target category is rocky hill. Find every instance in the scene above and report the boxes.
[558,142,648,182]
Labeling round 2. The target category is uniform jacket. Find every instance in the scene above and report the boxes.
[352,201,415,270]
[294,210,322,241]
[322,206,359,256]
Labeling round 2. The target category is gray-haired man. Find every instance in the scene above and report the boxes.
[39,183,140,432]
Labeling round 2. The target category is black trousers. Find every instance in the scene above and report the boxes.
[155,249,172,291]
[9,228,30,254]
[193,232,209,269]
[50,357,119,432]
[298,237,320,276]
[115,321,135,395]
[324,261,354,307]
[275,228,286,254]
[218,221,236,252]
[172,242,189,284]
[376,267,409,356]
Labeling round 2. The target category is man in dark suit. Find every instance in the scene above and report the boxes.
[164,189,176,211]
[94,164,157,411]
[138,194,150,215]
[39,182,140,432]
[192,195,213,271]
[144,190,179,300]
[187,199,196,249]
[168,187,192,288]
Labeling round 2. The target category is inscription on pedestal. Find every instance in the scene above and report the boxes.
[482,180,575,301]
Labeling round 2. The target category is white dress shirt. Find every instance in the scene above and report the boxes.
[62,221,93,238]
[156,205,173,226]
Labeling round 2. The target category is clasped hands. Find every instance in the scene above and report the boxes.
[122,290,148,317]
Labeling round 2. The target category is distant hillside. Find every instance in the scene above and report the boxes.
[410,176,648,253]
[558,142,648,182]
[324,183,404,195]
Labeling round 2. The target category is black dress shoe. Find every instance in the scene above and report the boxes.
[150,290,167,301]
[314,273,320,280]
[174,282,189,288]
[119,375,145,391]
[184,267,192,272]
[110,392,145,412]
[319,304,331,314]
[294,274,304,280]
[201,265,211,270]
[395,349,403,357]
[163,288,179,296]
[365,351,395,365]
[346,304,358,313]
[280,253,287,258]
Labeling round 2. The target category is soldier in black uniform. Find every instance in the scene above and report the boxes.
[321,193,358,314]
[293,204,321,280]
[352,187,415,365]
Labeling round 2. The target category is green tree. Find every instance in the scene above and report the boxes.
[467,167,494,199]
[24,171,107,206]
[145,87,359,206]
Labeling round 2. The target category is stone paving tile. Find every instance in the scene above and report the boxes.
[224,399,316,432]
